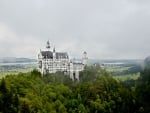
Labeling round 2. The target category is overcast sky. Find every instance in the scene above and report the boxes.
[0,0,150,59]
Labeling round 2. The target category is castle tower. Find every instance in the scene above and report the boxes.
[46,40,50,50]
[82,51,88,65]
[53,47,56,60]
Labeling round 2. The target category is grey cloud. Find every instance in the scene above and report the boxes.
[0,0,150,59]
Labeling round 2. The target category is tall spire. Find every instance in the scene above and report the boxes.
[46,40,50,49]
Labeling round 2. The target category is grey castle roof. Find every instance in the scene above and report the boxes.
[41,51,53,59]
[41,51,68,59]
[56,52,69,59]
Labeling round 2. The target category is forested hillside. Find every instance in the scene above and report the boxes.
[0,65,150,113]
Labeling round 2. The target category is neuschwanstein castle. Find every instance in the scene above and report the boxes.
[38,41,88,81]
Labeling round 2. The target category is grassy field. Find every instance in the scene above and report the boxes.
[113,73,140,81]
[105,65,131,73]
[104,65,141,81]
[0,69,34,79]
[0,63,38,79]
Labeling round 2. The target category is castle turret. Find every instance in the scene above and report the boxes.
[82,51,88,65]
[53,47,56,60]
[46,40,50,50]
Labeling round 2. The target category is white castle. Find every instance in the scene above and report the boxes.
[38,41,88,81]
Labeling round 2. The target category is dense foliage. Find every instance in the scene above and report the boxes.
[0,65,150,113]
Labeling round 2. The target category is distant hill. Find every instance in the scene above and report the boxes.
[88,59,143,65]
[0,57,37,63]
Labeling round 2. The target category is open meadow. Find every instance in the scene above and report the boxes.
[0,62,38,79]
[104,64,141,81]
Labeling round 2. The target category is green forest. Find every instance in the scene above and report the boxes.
[0,65,150,113]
